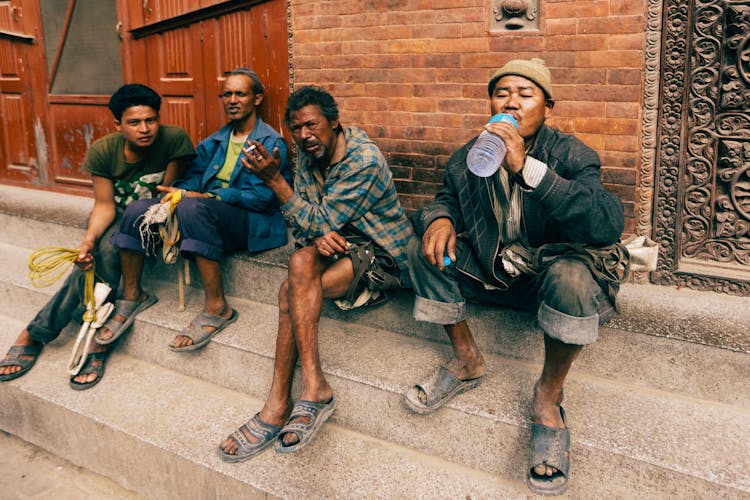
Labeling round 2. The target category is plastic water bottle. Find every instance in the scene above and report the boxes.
[466,113,519,177]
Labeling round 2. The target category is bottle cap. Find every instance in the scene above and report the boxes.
[488,113,519,129]
[443,256,453,266]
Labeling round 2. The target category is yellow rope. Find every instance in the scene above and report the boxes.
[28,246,97,322]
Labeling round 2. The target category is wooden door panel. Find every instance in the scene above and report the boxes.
[0,1,37,183]
[145,23,206,141]
[203,1,289,139]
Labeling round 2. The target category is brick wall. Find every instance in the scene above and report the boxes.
[290,0,646,235]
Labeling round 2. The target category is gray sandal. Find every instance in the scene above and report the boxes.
[218,413,283,462]
[403,366,483,415]
[95,294,158,345]
[69,351,109,391]
[274,398,336,453]
[527,406,571,496]
[169,309,238,352]
[0,343,43,382]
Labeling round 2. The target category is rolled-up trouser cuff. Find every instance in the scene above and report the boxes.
[110,231,148,253]
[538,301,599,345]
[413,295,467,325]
[180,238,222,261]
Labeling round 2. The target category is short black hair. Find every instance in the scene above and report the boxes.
[228,67,264,94]
[108,84,161,121]
[284,85,339,127]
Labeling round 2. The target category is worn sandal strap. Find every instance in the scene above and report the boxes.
[232,414,282,449]
[4,344,43,359]
[529,407,570,478]
[76,352,108,376]
[416,366,461,406]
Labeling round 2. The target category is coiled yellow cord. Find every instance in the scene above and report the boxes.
[28,246,97,322]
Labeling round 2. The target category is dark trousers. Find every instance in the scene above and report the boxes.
[27,218,122,344]
[111,197,249,262]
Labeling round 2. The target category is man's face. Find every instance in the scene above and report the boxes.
[221,74,263,122]
[287,104,339,162]
[115,105,159,150]
[490,75,553,140]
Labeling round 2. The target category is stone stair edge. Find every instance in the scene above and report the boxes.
[1,182,749,354]
[0,338,523,499]
[2,243,749,411]
[3,282,750,496]
[0,309,746,498]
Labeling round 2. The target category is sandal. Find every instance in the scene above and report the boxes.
[403,366,483,415]
[95,294,158,345]
[69,351,109,391]
[0,343,43,382]
[217,413,283,463]
[169,309,238,352]
[274,398,336,454]
[527,406,571,496]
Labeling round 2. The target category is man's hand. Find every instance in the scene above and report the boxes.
[484,120,526,174]
[313,231,349,257]
[75,239,95,270]
[241,140,282,184]
[157,185,208,204]
[422,217,456,270]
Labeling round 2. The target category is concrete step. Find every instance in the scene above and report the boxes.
[1,245,748,498]
[2,241,747,409]
[1,183,749,355]
[0,313,522,499]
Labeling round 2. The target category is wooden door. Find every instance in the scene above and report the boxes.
[654,0,750,295]
[0,0,44,184]
[127,0,289,145]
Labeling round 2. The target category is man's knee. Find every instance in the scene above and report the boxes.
[287,247,319,281]
[175,197,209,220]
[539,258,600,317]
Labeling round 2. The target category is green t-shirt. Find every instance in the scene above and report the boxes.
[84,125,196,208]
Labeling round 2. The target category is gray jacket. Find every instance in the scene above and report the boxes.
[413,124,625,289]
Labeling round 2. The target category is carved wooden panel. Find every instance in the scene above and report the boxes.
[654,0,750,295]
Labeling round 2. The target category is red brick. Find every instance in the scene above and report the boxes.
[601,166,637,185]
[607,68,642,85]
[413,83,463,97]
[604,134,639,152]
[412,53,462,68]
[389,153,436,169]
[575,50,643,68]
[578,16,644,35]
[573,132,606,150]
[607,33,646,50]
[293,15,342,30]
[488,35,545,53]
[606,102,641,119]
[545,19,577,35]
[388,165,414,180]
[553,101,606,118]
[600,151,639,169]
[385,97,437,113]
[545,1,609,18]
[546,34,609,51]
[575,84,641,102]
[610,0,647,16]
[575,117,638,135]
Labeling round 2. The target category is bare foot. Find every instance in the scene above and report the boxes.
[531,380,566,477]
[415,355,486,405]
[0,330,43,377]
[169,305,234,349]
[97,292,151,342]
[219,399,292,456]
[70,340,109,385]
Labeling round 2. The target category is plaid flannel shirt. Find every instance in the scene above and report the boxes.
[281,126,413,280]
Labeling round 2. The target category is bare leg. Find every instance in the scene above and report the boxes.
[532,334,582,476]
[97,249,148,342]
[219,279,297,455]
[170,256,233,348]
[443,320,486,379]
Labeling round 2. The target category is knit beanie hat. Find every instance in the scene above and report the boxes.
[487,58,553,99]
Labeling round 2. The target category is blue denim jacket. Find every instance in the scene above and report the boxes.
[174,117,292,253]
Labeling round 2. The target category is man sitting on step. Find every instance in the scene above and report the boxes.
[403,59,626,495]
[218,85,413,460]
[0,84,196,389]
[106,68,291,352]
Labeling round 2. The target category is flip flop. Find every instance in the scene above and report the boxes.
[169,309,238,352]
[95,294,158,345]
[69,351,109,391]
[403,366,483,415]
[274,398,336,454]
[527,406,571,496]
[0,343,43,382]
[217,413,283,463]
